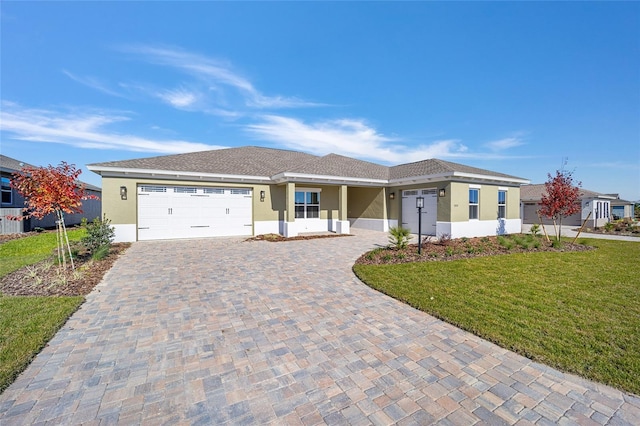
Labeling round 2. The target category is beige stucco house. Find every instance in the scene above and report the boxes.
[87,146,529,242]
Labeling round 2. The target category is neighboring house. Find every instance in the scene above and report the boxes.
[605,194,635,220]
[0,154,102,234]
[520,184,615,228]
[87,146,529,242]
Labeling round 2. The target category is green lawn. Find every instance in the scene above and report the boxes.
[0,229,86,393]
[353,238,640,395]
[0,228,85,278]
[0,296,84,393]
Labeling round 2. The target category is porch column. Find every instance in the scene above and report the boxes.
[336,184,350,234]
[284,182,298,237]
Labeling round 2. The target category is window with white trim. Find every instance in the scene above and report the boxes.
[295,191,320,219]
[1,177,12,204]
[469,188,479,220]
[498,190,506,219]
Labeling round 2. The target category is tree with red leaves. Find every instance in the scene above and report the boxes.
[538,170,582,241]
[9,162,98,270]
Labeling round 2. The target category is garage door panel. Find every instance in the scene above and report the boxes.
[137,186,252,241]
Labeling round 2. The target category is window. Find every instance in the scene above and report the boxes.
[1,177,12,204]
[295,191,320,219]
[469,188,479,220]
[498,190,506,219]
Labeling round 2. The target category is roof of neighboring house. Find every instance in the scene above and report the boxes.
[88,146,528,186]
[520,184,617,202]
[0,154,101,192]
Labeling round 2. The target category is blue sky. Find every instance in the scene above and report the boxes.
[1,2,639,201]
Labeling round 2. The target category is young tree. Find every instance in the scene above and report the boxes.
[538,170,582,241]
[9,162,97,270]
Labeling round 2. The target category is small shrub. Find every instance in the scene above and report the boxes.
[461,237,468,243]
[552,239,563,248]
[396,252,406,260]
[481,237,490,243]
[604,222,615,232]
[91,245,111,261]
[437,233,451,246]
[382,254,393,262]
[388,227,412,250]
[34,227,44,233]
[445,247,454,257]
[81,215,115,255]
[497,236,514,250]
[530,224,541,237]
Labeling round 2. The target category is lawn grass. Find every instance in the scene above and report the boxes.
[0,228,85,278]
[353,238,640,395]
[0,295,84,393]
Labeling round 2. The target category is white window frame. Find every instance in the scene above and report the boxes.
[469,188,479,220]
[295,190,320,219]
[1,177,12,205]
[498,190,506,219]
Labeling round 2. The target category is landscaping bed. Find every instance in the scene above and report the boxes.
[247,233,353,242]
[356,234,593,265]
[0,243,129,296]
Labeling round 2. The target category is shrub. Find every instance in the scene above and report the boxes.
[604,222,615,232]
[388,227,412,250]
[81,215,115,255]
[437,233,451,246]
[530,224,541,236]
[91,245,111,261]
[497,236,514,250]
[552,239,563,249]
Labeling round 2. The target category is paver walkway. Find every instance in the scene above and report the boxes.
[1,230,639,425]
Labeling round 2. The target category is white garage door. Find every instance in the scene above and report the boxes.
[402,189,437,235]
[137,185,252,241]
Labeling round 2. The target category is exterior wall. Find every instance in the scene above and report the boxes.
[347,186,390,232]
[0,208,24,234]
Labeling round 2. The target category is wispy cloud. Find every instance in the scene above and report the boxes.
[246,115,469,164]
[0,101,221,154]
[485,136,525,151]
[62,70,127,98]
[156,87,199,108]
[119,44,324,110]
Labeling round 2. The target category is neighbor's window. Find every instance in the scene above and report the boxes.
[498,190,506,219]
[469,188,479,220]
[1,177,11,204]
[295,191,320,219]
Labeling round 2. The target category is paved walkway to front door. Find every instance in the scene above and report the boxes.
[1,230,639,425]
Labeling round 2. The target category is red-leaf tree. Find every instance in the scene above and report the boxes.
[538,170,582,241]
[9,162,98,270]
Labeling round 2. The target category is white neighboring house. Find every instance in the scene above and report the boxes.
[520,184,614,228]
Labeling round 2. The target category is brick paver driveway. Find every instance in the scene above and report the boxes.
[1,230,639,425]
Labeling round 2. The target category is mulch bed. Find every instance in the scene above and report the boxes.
[0,243,130,297]
[246,233,353,242]
[356,235,594,266]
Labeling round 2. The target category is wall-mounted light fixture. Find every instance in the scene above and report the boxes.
[120,186,127,200]
[389,192,395,200]
[439,188,446,197]
[260,190,266,202]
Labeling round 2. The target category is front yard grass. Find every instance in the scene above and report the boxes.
[353,238,640,395]
[0,229,85,278]
[0,296,84,393]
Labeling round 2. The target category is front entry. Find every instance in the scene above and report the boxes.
[401,189,437,235]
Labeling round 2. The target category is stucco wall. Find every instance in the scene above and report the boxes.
[347,187,386,219]
[450,182,521,222]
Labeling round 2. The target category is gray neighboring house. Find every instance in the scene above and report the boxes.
[520,184,615,228]
[0,154,102,234]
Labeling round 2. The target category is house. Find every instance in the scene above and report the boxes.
[0,154,102,234]
[520,184,615,228]
[605,194,636,220]
[87,146,529,242]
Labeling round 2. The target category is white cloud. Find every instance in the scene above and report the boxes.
[485,136,525,151]
[246,115,469,164]
[156,87,199,108]
[62,70,127,98]
[119,44,323,110]
[0,102,221,154]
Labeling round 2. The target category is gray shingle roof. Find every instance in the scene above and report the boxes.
[0,155,35,172]
[89,146,317,177]
[520,184,614,201]
[286,153,390,180]
[390,158,525,181]
[90,146,527,184]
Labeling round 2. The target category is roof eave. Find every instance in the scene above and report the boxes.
[389,172,529,187]
[271,172,387,187]
[87,165,272,184]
